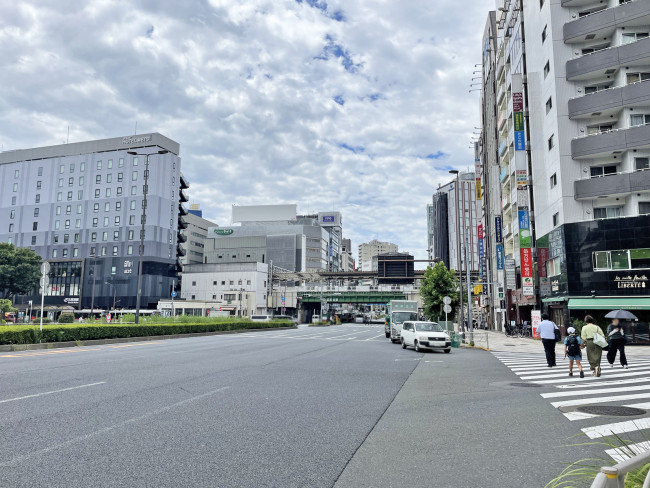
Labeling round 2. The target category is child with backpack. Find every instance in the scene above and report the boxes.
[564,327,585,378]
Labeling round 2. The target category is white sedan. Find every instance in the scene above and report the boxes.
[401,321,451,353]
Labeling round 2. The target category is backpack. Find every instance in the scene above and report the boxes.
[566,335,580,356]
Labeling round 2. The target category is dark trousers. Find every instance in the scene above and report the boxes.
[542,338,556,366]
[607,338,628,366]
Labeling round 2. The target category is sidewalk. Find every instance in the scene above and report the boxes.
[482,329,650,357]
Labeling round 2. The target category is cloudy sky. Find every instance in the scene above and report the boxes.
[1,0,490,262]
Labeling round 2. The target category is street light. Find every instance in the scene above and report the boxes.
[449,170,465,332]
[126,149,169,324]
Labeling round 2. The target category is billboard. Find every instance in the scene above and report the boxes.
[496,244,504,270]
[318,212,342,227]
[495,217,502,243]
[514,131,525,151]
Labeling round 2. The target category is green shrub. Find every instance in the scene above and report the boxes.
[0,320,293,345]
[31,318,51,324]
[58,313,75,323]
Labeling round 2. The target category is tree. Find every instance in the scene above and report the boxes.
[0,243,42,300]
[0,299,16,314]
[419,261,460,323]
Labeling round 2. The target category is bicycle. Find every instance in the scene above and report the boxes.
[504,323,520,337]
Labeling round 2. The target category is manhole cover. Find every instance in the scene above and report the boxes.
[509,382,542,388]
[577,406,647,417]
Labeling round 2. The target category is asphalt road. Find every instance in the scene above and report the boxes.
[0,324,602,487]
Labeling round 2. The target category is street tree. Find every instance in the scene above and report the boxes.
[0,299,16,314]
[0,243,42,300]
[419,261,459,322]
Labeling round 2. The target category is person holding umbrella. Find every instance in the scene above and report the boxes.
[605,310,635,369]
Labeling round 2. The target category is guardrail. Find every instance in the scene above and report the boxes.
[590,450,650,487]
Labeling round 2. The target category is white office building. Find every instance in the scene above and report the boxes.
[357,239,398,272]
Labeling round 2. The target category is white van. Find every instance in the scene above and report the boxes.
[250,315,273,322]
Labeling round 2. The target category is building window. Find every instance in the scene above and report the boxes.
[594,206,622,220]
[552,212,559,227]
[192,281,197,286]
[101,232,107,241]
[75,219,81,229]
[541,25,547,44]
[58,178,63,188]
[66,205,72,215]
[130,200,136,210]
[94,203,100,213]
[52,249,58,258]
[106,188,111,197]
[34,208,39,217]
[54,220,60,230]
[103,217,109,227]
[101,247,107,256]
[65,220,71,229]
[77,204,82,214]
[132,171,138,181]
[127,245,133,255]
[104,202,110,212]
[212,295,216,300]
[73,248,79,257]
[131,186,137,195]
[38,167,43,176]
[546,257,560,276]
[133,157,138,166]
[590,165,617,177]
[119,158,124,168]
[68,177,74,186]
[107,174,112,183]
[128,230,134,240]
[191,295,195,300]
[90,246,96,257]
[80,162,85,172]
[35,194,40,203]
[221,281,225,285]
[107,159,113,169]
[91,232,97,242]
[115,216,120,226]
[116,187,122,196]
[114,231,120,241]
[97,161,102,170]
[112,246,118,256]
[11,196,16,205]
[12,183,17,192]
[548,134,554,150]
[640,202,650,215]
[622,32,649,45]
[67,191,72,201]
[62,248,68,257]
[118,173,123,182]
[627,72,650,84]
[59,165,65,174]
[92,218,98,227]
[545,96,552,114]
[543,61,550,79]
[79,176,84,186]
[635,158,649,171]
[70,163,75,173]
[95,189,100,198]
[630,114,650,127]
[36,181,42,190]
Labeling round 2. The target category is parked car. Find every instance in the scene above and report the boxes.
[354,314,365,324]
[401,321,451,353]
[272,315,297,324]
[250,315,273,322]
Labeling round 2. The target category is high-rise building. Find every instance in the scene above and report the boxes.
[341,238,355,271]
[523,0,650,326]
[426,204,435,262]
[0,133,184,312]
[357,239,398,272]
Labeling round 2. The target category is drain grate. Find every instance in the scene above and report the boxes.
[577,406,647,417]
[509,382,542,388]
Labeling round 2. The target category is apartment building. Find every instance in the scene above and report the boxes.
[179,210,218,266]
[358,239,398,272]
[0,133,185,311]
[523,0,650,326]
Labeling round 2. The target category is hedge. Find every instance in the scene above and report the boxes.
[0,320,293,345]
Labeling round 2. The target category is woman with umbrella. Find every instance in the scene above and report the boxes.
[606,309,635,369]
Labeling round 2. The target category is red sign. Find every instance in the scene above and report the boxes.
[537,248,549,278]
[520,248,533,278]
[513,93,524,112]
[477,223,484,240]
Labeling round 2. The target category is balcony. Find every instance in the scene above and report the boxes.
[179,188,189,203]
[566,37,650,81]
[564,1,650,44]
[180,173,189,189]
[178,216,188,230]
[574,169,650,200]
[179,203,189,216]
[568,80,650,119]
[177,231,187,244]
[176,245,186,257]
[571,123,650,159]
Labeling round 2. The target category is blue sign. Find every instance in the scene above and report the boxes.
[478,239,484,258]
[514,131,525,151]
[322,216,335,223]
[496,244,504,270]
[171,291,177,298]
[518,210,530,230]
[495,216,502,243]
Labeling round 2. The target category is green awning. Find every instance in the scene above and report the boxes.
[568,298,650,310]
[542,297,567,303]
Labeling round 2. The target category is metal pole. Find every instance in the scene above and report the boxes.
[90,264,96,318]
[465,233,474,344]
[454,174,465,331]
[135,154,150,324]
[39,284,45,333]
[171,279,175,320]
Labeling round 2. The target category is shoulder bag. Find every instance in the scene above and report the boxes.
[593,331,608,348]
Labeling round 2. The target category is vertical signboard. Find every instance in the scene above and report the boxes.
[496,244,504,270]
[495,217,502,244]
[505,259,516,290]
[531,310,541,339]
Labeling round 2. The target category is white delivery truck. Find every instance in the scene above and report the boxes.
[386,300,419,344]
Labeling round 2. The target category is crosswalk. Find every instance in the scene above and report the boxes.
[494,351,650,462]
[233,325,387,343]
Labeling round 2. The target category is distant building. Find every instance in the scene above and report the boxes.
[341,238,355,271]
[187,203,202,218]
[358,239,398,272]
[179,208,217,266]
[426,204,435,261]
[374,253,415,285]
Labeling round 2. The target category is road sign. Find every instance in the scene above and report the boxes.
[171,291,177,298]
[443,296,451,305]
[40,276,49,288]
[41,262,50,274]
[443,304,452,314]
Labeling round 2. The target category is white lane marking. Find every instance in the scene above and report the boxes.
[521,365,650,380]
[605,441,650,462]
[531,368,650,384]
[0,382,106,405]
[556,377,650,389]
[582,418,650,439]
[542,384,650,399]
[395,358,422,361]
[424,360,443,363]
[0,386,230,467]
[551,392,650,409]
[364,334,386,341]
[564,411,599,421]
[323,332,366,340]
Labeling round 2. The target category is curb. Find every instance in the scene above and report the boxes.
[0,326,297,352]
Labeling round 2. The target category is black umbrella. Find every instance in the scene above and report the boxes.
[605,309,638,320]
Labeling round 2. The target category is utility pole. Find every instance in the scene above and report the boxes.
[449,170,464,332]
[90,263,97,318]
[171,279,175,320]
[465,233,474,344]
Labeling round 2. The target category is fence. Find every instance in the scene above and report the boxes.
[590,449,650,487]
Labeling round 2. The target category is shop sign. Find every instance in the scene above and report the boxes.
[477,223,484,240]
[537,248,549,277]
[505,259,516,290]
[476,177,483,199]
[514,131,525,151]
[551,279,560,292]
[531,310,541,339]
[496,244,504,270]
[495,217,502,243]
[521,247,533,279]
[516,170,528,190]
[122,135,151,145]
[513,93,524,111]
[517,189,529,209]
[514,112,524,131]
[63,297,79,304]
[614,274,648,289]
[123,260,134,274]
[214,228,234,235]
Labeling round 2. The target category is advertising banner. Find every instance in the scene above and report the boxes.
[537,247,549,278]
[496,244,504,270]
[514,112,524,131]
[476,177,482,200]
[505,259,516,290]
[518,210,530,230]
[495,217,503,243]
[513,92,524,111]
[517,189,529,209]
[477,223,484,240]
[531,310,541,339]
[516,170,528,190]
[514,131,525,151]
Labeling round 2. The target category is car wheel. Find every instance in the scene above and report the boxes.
[401,338,406,349]
[414,340,421,353]
[444,348,451,354]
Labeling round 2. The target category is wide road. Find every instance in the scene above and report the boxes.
[0,324,605,487]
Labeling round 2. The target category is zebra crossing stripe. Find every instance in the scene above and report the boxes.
[551,392,650,409]
[605,441,650,463]
[531,368,650,384]
[542,384,650,399]
[556,377,650,389]
[582,418,650,439]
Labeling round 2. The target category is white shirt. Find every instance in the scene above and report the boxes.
[538,320,557,340]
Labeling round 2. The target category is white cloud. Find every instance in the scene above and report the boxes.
[0,0,491,262]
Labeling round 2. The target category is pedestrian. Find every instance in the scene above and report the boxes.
[607,318,628,369]
[564,327,584,378]
[538,313,559,367]
[581,315,603,377]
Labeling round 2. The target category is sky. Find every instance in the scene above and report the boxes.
[1,0,491,262]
